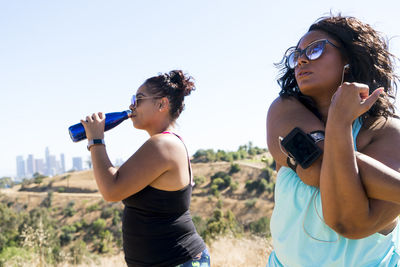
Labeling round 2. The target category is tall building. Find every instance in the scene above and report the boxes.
[26,154,35,177]
[35,159,45,175]
[72,157,83,171]
[60,153,66,173]
[16,156,25,178]
[45,147,51,175]
[47,155,57,176]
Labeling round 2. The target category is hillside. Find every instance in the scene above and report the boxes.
[6,158,275,223]
[0,156,276,267]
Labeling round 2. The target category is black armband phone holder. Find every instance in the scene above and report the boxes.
[280,127,324,170]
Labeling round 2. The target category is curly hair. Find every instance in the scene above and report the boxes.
[144,70,195,121]
[276,14,399,121]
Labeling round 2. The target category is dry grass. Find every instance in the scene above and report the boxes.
[209,234,272,267]
[54,235,272,267]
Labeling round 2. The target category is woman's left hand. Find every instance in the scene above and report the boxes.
[329,82,383,124]
[80,112,106,140]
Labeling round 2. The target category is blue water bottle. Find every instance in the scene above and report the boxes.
[68,110,132,142]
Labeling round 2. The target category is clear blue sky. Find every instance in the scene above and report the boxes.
[1,0,399,177]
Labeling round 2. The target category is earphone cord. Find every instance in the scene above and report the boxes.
[278,136,291,158]
[340,65,347,85]
[331,65,348,102]
[302,189,340,243]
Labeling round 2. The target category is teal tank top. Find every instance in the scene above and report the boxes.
[267,118,400,267]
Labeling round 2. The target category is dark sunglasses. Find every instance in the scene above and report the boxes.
[130,94,162,107]
[286,39,340,69]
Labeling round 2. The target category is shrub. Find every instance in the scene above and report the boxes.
[194,175,206,186]
[245,178,273,194]
[0,177,13,189]
[112,209,122,226]
[60,225,76,246]
[34,177,43,185]
[216,199,223,209]
[259,167,274,183]
[0,246,31,266]
[257,179,268,194]
[245,180,257,192]
[57,187,65,193]
[73,221,83,231]
[63,201,76,217]
[69,240,87,264]
[192,149,216,163]
[192,215,207,238]
[33,173,47,185]
[61,175,71,180]
[210,185,220,197]
[211,178,225,190]
[202,208,242,242]
[229,163,241,174]
[94,230,113,254]
[41,191,53,208]
[0,203,22,253]
[91,218,107,237]
[230,181,239,191]
[100,207,114,219]
[248,217,271,236]
[210,172,232,190]
[86,203,99,212]
[245,198,257,208]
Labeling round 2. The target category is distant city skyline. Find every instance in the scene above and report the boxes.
[13,147,84,180]
[10,146,125,180]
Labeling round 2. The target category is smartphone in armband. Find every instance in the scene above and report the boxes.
[280,127,323,169]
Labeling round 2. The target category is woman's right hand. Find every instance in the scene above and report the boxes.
[80,112,106,140]
[329,82,383,124]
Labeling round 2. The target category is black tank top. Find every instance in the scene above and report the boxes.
[121,133,206,267]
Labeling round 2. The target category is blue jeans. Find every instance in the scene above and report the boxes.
[176,248,210,267]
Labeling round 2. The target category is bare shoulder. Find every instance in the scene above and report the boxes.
[359,116,400,170]
[267,96,303,135]
[268,96,302,116]
[366,116,400,140]
[146,133,187,161]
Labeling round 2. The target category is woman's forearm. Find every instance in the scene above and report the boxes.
[90,145,118,201]
[320,119,370,234]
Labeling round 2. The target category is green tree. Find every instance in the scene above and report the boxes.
[229,163,241,174]
[40,191,53,208]
[32,172,47,185]
[248,217,271,237]
[211,172,232,190]
[0,177,13,188]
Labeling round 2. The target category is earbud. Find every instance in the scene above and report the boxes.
[340,64,350,85]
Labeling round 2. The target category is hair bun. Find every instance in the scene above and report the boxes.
[144,69,196,121]
[167,70,195,97]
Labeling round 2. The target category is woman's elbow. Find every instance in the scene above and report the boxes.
[99,189,122,202]
[102,195,120,202]
[325,218,372,239]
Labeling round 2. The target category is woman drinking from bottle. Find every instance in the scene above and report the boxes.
[266,14,400,266]
[81,70,210,267]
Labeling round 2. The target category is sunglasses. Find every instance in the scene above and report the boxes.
[130,94,162,107]
[286,39,340,69]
